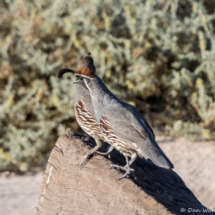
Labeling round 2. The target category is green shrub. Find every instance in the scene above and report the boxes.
[0,0,214,171]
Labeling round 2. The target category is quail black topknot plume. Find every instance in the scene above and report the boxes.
[58,53,113,168]
[68,59,174,180]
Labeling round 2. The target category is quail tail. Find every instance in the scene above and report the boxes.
[140,138,174,169]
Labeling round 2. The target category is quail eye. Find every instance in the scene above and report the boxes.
[76,76,83,81]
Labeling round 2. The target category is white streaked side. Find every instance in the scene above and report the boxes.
[100,114,138,157]
[75,96,103,139]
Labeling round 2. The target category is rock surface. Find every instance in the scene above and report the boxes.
[35,131,213,215]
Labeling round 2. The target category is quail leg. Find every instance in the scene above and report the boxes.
[127,152,137,169]
[95,145,115,156]
[79,138,103,168]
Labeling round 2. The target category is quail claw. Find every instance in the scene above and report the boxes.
[116,173,129,181]
[109,164,114,169]
[79,155,88,168]
[109,164,122,170]
[116,168,135,181]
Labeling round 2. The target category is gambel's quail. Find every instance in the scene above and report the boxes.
[57,53,112,168]
[70,68,174,180]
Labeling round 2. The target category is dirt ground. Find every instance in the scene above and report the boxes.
[0,135,214,215]
[0,171,43,215]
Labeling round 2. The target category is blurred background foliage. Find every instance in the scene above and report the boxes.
[0,0,215,171]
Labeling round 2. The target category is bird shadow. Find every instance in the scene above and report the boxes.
[69,132,212,215]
